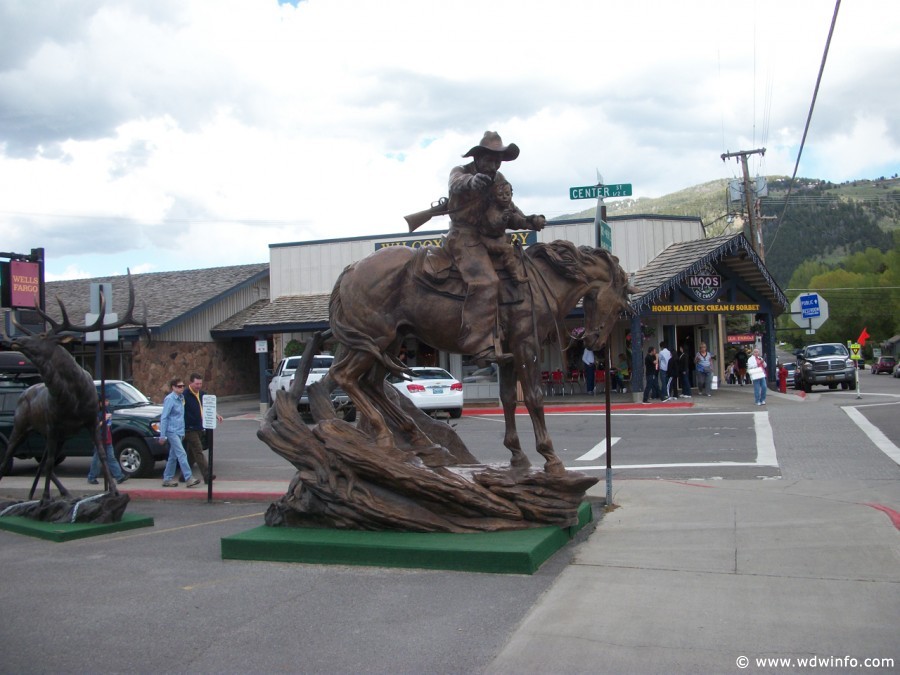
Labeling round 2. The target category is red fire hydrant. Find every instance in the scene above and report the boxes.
[779,365,787,393]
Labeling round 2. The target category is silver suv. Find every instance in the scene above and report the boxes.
[794,343,857,392]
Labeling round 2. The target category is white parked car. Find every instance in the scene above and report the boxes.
[268,355,303,403]
[272,354,356,422]
[388,367,464,418]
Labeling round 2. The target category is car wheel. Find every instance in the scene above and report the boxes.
[449,408,463,419]
[841,382,851,390]
[116,438,155,478]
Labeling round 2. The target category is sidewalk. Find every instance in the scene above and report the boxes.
[488,478,900,673]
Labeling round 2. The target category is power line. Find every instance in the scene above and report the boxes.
[767,0,841,255]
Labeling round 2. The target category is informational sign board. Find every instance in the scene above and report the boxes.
[202,394,218,430]
[84,312,118,343]
[790,293,828,331]
[569,183,632,200]
[255,340,268,353]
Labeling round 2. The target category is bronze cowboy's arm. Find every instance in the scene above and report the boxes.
[508,198,546,232]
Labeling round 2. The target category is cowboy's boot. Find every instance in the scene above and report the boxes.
[460,282,513,365]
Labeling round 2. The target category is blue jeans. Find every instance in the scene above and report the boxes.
[681,372,692,395]
[88,443,126,482]
[643,373,660,402]
[753,377,767,404]
[696,370,711,395]
[162,434,193,482]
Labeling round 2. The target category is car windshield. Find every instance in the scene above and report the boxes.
[310,357,333,370]
[97,381,153,408]
[806,345,848,358]
[284,357,303,372]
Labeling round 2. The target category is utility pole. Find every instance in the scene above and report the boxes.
[721,148,766,261]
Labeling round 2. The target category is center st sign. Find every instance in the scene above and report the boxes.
[569,184,633,200]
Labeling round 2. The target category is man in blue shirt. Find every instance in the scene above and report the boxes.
[159,378,199,488]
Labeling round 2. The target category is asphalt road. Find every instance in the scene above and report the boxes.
[13,372,900,485]
[1,373,897,673]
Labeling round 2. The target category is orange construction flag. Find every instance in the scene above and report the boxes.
[858,327,870,346]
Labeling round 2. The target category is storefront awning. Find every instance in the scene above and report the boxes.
[630,232,788,316]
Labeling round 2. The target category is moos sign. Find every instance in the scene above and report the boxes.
[687,265,722,302]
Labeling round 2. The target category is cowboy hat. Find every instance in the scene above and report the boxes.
[463,131,520,161]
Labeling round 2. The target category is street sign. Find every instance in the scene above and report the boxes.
[849,343,861,361]
[790,292,828,331]
[569,183,632,200]
[84,312,118,343]
[800,293,820,319]
[599,220,612,251]
[202,394,218,430]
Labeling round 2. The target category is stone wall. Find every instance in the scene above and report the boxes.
[132,339,259,401]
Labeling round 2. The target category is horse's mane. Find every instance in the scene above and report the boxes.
[526,240,625,287]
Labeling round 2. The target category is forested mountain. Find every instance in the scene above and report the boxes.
[560,176,900,288]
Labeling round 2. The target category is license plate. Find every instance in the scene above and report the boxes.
[825,375,835,381]
[432,387,444,394]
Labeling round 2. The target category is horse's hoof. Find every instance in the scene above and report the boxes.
[510,453,532,470]
[543,459,566,476]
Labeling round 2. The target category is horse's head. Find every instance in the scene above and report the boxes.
[527,241,636,351]
[570,246,636,351]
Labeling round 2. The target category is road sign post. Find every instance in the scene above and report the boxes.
[790,292,829,332]
[570,180,631,253]
[202,395,217,502]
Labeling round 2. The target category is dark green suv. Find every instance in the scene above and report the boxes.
[0,374,168,478]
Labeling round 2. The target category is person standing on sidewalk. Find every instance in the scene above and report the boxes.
[183,373,222,484]
[582,346,596,394]
[694,342,716,397]
[677,344,692,397]
[642,346,660,404]
[158,378,199,488]
[748,348,768,405]
[658,341,673,400]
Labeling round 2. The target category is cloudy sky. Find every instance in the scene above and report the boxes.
[1,0,897,280]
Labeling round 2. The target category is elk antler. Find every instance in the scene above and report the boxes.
[14,270,146,337]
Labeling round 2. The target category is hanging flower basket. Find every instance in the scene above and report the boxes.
[570,327,585,340]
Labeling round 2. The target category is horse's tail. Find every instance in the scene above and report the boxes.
[329,265,408,377]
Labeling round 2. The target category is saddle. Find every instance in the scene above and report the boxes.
[411,245,525,305]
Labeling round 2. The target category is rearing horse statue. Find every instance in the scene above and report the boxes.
[320,239,635,474]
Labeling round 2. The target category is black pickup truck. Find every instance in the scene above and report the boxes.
[794,343,857,393]
[0,353,168,477]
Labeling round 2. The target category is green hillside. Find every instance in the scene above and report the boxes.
[558,176,900,286]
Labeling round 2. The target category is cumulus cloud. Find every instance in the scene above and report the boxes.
[0,0,897,279]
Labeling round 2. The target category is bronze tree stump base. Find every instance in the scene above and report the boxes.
[259,388,598,534]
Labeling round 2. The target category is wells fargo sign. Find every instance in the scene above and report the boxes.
[650,303,760,313]
[375,230,537,250]
[2,260,42,309]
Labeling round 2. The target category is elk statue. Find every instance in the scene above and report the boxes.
[0,273,146,506]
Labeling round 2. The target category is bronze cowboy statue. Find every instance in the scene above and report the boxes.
[406,131,547,363]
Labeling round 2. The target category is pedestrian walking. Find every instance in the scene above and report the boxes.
[159,378,199,488]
